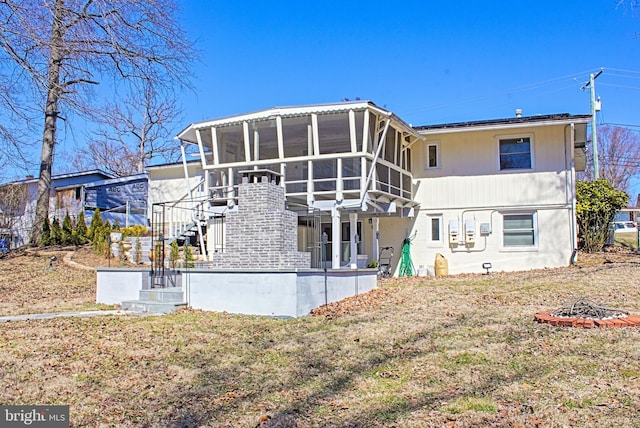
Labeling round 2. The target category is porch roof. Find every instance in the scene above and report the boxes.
[176,101,419,144]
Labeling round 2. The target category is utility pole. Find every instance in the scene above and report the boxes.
[582,69,603,179]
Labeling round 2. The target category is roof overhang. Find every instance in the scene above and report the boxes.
[415,114,592,136]
[176,101,419,145]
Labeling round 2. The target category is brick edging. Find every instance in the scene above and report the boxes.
[534,310,640,328]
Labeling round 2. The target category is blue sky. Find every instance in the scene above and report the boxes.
[179,0,640,128]
[14,1,640,195]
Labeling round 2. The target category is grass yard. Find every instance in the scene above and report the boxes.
[1,250,640,427]
[614,232,639,250]
[0,250,101,316]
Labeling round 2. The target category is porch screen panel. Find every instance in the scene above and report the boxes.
[402,173,412,199]
[390,169,401,196]
[342,158,361,191]
[219,125,245,163]
[354,111,364,152]
[368,112,377,153]
[253,120,279,160]
[318,113,351,155]
[282,116,311,158]
[383,128,395,162]
[313,159,337,191]
[376,163,389,193]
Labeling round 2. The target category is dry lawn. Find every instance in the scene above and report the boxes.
[0,249,640,427]
[0,249,100,316]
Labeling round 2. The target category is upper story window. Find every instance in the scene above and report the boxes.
[425,141,440,169]
[498,136,533,170]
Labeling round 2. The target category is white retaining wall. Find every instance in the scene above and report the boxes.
[96,268,377,317]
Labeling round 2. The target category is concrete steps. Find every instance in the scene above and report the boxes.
[122,287,186,314]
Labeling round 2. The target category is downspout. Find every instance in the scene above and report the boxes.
[359,113,392,208]
[566,123,578,264]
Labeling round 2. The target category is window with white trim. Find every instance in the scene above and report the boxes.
[427,214,443,245]
[424,141,440,169]
[498,136,532,170]
[502,212,536,247]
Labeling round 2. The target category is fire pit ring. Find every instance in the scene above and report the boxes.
[534,297,640,328]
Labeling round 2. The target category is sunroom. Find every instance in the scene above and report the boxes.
[176,101,423,269]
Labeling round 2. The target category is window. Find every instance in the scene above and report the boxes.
[427,214,443,245]
[425,142,439,169]
[503,213,536,247]
[498,136,532,170]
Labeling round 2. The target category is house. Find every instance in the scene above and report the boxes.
[95,103,592,316]
[407,112,591,274]
[83,173,149,227]
[176,103,591,275]
[0,170,115,248]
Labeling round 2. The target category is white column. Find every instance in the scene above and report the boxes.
[372,217,380,264]
[276,116,284,159]
[242,121,251,163]
[227,167,234,207]
[349,212,358,268]
[336,157,343,201]
[211,127,219,165]
[253,129,260,169]
[195,129,208,167]
[331,207,341,269]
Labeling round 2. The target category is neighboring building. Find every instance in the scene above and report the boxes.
[176,103,592,275]
[0,161,208,250]
[83,173,149,227]
[0,170,115,248]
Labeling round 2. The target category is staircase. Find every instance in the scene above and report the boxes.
[121,287,186,314]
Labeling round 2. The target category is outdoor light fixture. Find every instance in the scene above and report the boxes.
[482,262,492,275]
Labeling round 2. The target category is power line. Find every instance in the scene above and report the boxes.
[602,122,640,129]
[604,67,640,74]
[599,83,640,90]
[399,69,599,116]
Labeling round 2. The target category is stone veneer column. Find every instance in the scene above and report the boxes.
[210,175,311,269]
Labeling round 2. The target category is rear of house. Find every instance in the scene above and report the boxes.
[174,104,591,275]
[390,113,590,274]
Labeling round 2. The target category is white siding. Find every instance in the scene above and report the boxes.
[407,123,576,274]
[148,165,204,206]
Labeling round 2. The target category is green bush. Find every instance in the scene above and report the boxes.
[39,217,51,247]
[184,245,195,268]
[169,241,180,269]
[121,225,147,238]
[74,211,88,244]
[88,208,103,240]
[576,179,628,252]
[62,212,73,245]
[50,217,62,246]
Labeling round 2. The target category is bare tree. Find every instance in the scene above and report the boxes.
[0,0,195,244]
[0,69,37,180]
[74,82,182,176]
[616,0,640,15]
[580,125,640,194]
